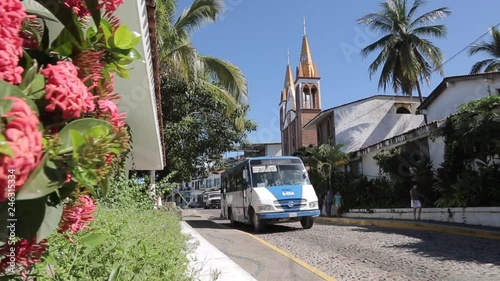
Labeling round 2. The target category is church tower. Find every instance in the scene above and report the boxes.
[280,19,321,155]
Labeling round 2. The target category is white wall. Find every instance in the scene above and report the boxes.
[334,96,424,153]
[426,78,500,122]
[345,207,500,228]
[361,150,380,179]
[428,136,445,169]
[266,144,282,156]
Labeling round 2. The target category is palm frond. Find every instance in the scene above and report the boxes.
[412,25,447,38]
[199,80,237,116]
[407,0,426,19]
[360,34,394,58]
[483,60,500,73]
[409,7,451,29]
[357,13,393,33]
[175,0,224,36]
[200,56,248,103]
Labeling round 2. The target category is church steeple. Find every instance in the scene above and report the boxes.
[281,49,294,102]
[296,18,319,79]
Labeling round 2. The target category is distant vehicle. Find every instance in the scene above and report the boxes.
[204,191,221,209]
[221,156,320,233]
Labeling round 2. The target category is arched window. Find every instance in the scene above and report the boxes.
[303,85,312,109]
[396,107,411,114]
[311,86,318,108]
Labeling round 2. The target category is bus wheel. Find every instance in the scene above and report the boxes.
[251,210,265,234]
[300,216,314,229]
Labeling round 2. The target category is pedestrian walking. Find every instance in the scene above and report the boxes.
[325,190,333,217]
[410,183,423,220]
[334,191,344,218]
[318,192,324,216]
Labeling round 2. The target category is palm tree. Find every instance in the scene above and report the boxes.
[300,144,349,194]
[156,0,247,112]
[469,26,500,74]
[357,0,451,123]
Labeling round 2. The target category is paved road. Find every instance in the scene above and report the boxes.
[190,208,500,281]
[184,210,325,281]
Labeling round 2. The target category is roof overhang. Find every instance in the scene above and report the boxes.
[303,108,334,130]
[115,0,164,170]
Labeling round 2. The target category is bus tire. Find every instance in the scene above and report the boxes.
[250,208,265,234]
[300,216,314,229]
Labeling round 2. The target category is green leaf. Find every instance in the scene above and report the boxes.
[70,130,86,150]
[58,118,113,152]
[113,25,133,49]
[51,28,78,56]
[26,74,46,99]
[19,61,39,91]
[130,35,142,48]
[58,181,78,200]
[99,176,110,196]
[0,135,14,157]
[16,154,61,200]
[23,0,58,22]
[36,201,64,243]
[41,19,50,51]
[34,0,83,44]
[84,0,101,27]
[108,264,122,281]
[127,48,142,61]
[1,196,47,240]
[100,19,113,45]
[80,232,111,248]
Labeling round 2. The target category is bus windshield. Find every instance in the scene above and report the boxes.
[250,163,310,187]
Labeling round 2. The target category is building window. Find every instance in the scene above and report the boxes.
[317,126,322,144]
[303,85,312,109]
[396,107,411,114]
[311,86,318,108]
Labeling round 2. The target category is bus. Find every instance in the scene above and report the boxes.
[220,156,320,233]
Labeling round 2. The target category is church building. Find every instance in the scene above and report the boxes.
[280,25,321,155]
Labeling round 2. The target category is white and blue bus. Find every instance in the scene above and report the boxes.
[221,156,320,233]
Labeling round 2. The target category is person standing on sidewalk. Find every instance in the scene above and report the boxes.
[325,191,333,217]
[410,183,423,220]
[318,192,324,216]
[334,191,344,218]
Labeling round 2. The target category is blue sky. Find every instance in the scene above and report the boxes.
[179,0,500,144]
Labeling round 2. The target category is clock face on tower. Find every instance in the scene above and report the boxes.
[300,55,307,62]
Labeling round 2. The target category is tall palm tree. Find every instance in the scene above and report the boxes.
[358,0,451,123]
[156,0,247,112]
[469,26,500,74]
[300,144,349,193]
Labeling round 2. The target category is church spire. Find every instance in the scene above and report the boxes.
[281,49,294,102]
[296,18,319,78]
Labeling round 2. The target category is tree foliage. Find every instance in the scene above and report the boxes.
[468,27,500,74]
[158,76,256,183]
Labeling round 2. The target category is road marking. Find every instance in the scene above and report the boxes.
[243,231,338,281]
[315,217,500,240]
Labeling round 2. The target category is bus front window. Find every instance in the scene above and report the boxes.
[251,164,310,187]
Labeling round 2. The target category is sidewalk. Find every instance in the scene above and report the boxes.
[181,221,257,281]
[314,216,500,240]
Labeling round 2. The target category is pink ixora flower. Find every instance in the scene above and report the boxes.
[0,97,43,201]
[64,0,124,18]
[98,99,127,128]
[0,238,48,274]
[41,61,96,119]
[58,195,97,239]
[0,0,27,84]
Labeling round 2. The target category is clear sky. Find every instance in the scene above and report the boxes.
[179,0,500,144]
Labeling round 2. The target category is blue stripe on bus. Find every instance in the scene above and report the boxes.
[259,210,320,220]
[265,184,303,201]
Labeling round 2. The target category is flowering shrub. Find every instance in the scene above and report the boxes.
[0,0,141,277]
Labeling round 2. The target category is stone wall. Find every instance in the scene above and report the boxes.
[342,207,500,228]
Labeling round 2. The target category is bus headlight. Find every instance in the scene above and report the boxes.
[258,205,274,211]
[309,201,318,208]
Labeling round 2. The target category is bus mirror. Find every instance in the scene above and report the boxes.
[243,170,248,180]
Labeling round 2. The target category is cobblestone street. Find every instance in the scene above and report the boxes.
[250,222,500,281]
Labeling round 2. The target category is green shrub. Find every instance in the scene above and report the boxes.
[30,206,195,281]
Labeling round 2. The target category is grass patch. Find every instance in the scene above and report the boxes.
[31,206,196,281]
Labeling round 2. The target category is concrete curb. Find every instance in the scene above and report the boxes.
[181,221,257,281]
[314,217,500,240]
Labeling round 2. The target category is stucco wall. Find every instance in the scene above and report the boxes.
[334,97,424,153]
[426,78,500,122]
[344,207,500,228]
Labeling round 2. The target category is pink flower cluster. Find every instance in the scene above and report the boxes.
[41,61,96,119]
[0,239,47,275]
[0,0,27,84]
[58,195,97,239]
[0,97,43,201]
[98,99,126,128]
[64,0,124,18]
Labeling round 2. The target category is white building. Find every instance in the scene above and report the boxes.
[303,95,424,153]
[243,142,283,157]
[351,72,500,177]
